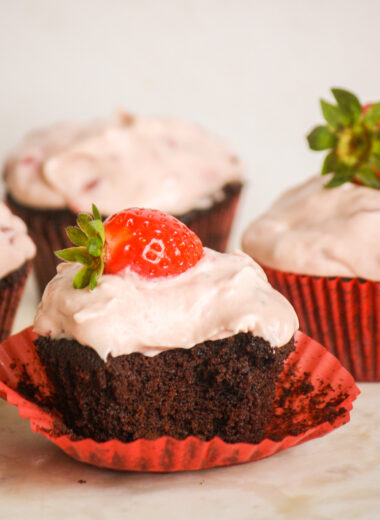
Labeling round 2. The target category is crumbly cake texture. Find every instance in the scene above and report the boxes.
[0,262,31,342]
[34,332,294,444]
[7,181,242,293]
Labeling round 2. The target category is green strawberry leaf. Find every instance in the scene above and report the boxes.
[331,88,361,122]
[96,257,104,276]
[73,266,92,289]
[56,204,106,290]
[369,154,380,171]
[321,151,337,175]
[307,126,337,151]
[363,102,380,128]
[92,204,101,221]
[89,270,99,290]
[87,237,103,256]
[372,138,380,157]
[66,226,88,247]
[55,247,93,266]
[89,220,105,242]
[356,166,380,189]
[320,99,350,130]
[77,213,98,237]
[324,170,354,188]
[309,88,380,191]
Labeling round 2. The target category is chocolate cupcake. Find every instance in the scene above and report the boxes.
[4,114,244,293]
[0,202,35,341]
[243,88,380,381]
[32,207,298,444]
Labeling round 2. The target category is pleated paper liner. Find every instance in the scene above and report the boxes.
[0,327,359,472]
[263,265,380,382]
[0,262,31,343]
[7,184,242,295]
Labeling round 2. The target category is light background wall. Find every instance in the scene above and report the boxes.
[1,0,380,325]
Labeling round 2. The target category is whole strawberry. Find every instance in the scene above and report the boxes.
[56,206,204,289]
[307,88,380,189]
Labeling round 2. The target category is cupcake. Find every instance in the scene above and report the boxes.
[31,206,298,444]
[3,114,244,293]
[0,202,35,341]
[242,88,380,381]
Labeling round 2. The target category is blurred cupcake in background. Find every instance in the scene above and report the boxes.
[3,113,244,292]
[242,88,380,381]
[0,202,35,341]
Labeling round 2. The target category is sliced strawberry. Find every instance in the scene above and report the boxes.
[56,205,204,289]
[103,208,203,278]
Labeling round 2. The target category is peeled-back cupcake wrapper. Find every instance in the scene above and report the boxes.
[0,263,31,343]
[7,188,241,294]
[263,265,380,382]
[0,327,359,472]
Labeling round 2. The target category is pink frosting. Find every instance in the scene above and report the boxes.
[33,248,298,359]
[4,114,243,215]
[242,175,380,281]
[0,202,35,278]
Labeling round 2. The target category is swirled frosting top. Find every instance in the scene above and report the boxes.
[4,114,243,216]
[33,248,298,359]
[243,175,380,281]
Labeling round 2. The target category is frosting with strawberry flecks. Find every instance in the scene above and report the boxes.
[33,248,298,358]
[243,174,380,280]
[4,115,243,215]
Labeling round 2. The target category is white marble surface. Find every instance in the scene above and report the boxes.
[0,382,378,520]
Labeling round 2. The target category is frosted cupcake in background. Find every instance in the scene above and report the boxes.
[3,113,244,293]
[0,202,35,341]
[243,88,380,381]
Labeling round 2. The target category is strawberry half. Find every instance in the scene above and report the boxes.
[56,206,204,289]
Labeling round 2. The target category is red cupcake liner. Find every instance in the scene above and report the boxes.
[0,262,31,343]
[0,327,359,472]
[263,265,380,382]
[7,185,242,294]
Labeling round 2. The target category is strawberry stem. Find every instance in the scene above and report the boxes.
[307,87,380,190]
[55,204,106,290]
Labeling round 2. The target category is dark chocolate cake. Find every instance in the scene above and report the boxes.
[35,332,294,444]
